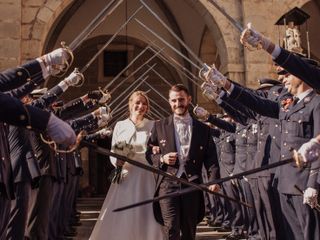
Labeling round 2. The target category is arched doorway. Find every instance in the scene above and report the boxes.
[36,0,226,196]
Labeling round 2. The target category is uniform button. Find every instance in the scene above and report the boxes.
[193,160,196,163]
[285,131,288,134]
[282,155,285,158]
[298,120,302,124]
[272,136,275,139]
[17,71,22,76]
[188,174,192,178]
[275,124,278,127]
[283,142,287,146]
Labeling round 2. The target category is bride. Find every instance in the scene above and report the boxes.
[90,91,164,240]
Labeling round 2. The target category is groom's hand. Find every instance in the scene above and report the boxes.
[161,152,178,165]
[208,184,220,192]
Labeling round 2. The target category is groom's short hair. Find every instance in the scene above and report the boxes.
[169,84,190,96]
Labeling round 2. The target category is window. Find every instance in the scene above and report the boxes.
[103,51,128,77]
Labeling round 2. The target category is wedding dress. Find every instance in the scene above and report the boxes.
[90,118,163,240]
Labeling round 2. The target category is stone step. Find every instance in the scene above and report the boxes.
[74,197,231,240]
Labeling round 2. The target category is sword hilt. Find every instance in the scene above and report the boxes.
[51,41,75,77]
[199,63,211,80]
[242,29,263,51]
[72,68,85,88]
[292,149,305,168]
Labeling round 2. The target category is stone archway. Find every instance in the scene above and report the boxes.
[20,0,74,61]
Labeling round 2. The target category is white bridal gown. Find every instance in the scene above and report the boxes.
[90,118,164,240]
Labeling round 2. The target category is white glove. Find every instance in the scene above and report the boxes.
[98,90,111,104]
[298,138,320,163]
[240,23,271,50]
[87,89,111,104]
[201,82,220,101]
[63,68,84,87]
[303,187,318,209]
[203,64,227,88]
[97,106,112,127]
[98,128,113,137]
[193,105,209,121]
[43,48,70,75]
[46,113,76,146]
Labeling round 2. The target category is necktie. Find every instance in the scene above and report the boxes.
[293,97,299,106]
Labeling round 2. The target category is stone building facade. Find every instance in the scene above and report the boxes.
[1,0,319,194]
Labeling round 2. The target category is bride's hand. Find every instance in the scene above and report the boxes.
[152,146,160,154]
[116,159,125,167]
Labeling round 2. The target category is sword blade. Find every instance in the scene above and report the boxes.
[114,158,297,212]
[83,141,253,209]
[69,0,124,51]
[207,0,243,32]
[80,5,144,73]
[140,0,204,66]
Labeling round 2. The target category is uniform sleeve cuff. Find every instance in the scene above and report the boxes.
[271,45,281,60]
[36,57,50,79]
[58,81,69,92]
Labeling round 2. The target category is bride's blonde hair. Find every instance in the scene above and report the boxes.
[128,91,150,114]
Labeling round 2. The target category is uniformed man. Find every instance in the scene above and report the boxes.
[0,48,76,239]
[202,61,320,240]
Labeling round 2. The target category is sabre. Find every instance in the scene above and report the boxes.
[82,141,252,209]
[206,0,243,32]
[135,18,200,71]
[109,109,128,128]
[206,0,262,51]
[112,101,128,116]
[110,63,156,109]
[141,35,202,81]
[103,43,154,91]
[110,107,128,123]
[80,5,144,74]
[109,48,164,94]
[148,97,170,117]
[56,0,124,77]
[69,0,124,51]
[144,81,169,105]
[150,52,200,87]
[149,110,162,120]
[294,185,320,212]
[139,0,204,66]
[145,67,197,108]
[110,74,150,111]
[113,156,304,212]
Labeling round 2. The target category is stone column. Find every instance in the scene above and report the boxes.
[0,0,21,69]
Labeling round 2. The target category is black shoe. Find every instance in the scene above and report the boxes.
[225,232,247,240]
[64,231,77,237]
[216,226,232,232]
[207,221,222,228]
[70,221,82,226]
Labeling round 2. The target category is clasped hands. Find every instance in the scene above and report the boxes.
[159,152,220,192]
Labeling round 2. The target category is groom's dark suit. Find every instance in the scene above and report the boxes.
[146,115,219,240]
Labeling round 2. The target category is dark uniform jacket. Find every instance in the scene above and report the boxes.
[274,48,320,91]
[229,84,320,194]
[0,60,50,199]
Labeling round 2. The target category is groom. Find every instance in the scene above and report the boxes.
[146,84,220,240]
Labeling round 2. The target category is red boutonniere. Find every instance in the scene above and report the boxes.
[281,98,293,111]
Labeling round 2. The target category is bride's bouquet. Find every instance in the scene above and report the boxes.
[109,141,135,184]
